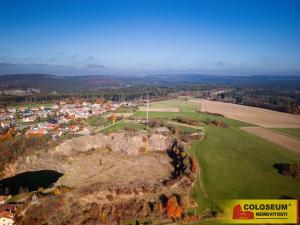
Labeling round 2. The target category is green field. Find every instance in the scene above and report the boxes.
[84,114,110,127]
[189,126,300,213]
[148,99,199,112]
[102,121,146,132]
[273,128,300,140]
[133,100,300,223]
[134,111,253,128]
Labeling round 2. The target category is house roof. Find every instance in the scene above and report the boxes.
[69,124,78,129]
[0,204,18,212]
[49,118,58,124]
[27,128,47,135]
[0,210,14,219]
[51,129,61,134]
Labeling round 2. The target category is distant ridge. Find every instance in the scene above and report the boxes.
[0,74,299,94]
[0,74,121,93]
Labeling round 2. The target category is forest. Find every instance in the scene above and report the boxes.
[1,74,300,114]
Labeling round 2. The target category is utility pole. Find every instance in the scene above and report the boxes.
[146,99,149,126]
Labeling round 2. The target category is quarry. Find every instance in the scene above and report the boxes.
[0,126,201,225]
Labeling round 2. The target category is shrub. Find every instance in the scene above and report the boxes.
[166,195,182,220]
[172,117,199,126]
[124,127,137,132]
[106,194,114,201]
[148,119,165,128]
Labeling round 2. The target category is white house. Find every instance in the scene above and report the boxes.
[0,212,14,225]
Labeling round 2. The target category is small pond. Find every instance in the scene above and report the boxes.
[0,170,63,195]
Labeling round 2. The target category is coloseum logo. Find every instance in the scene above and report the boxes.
[232,204,254,220]
[223,199,299,224]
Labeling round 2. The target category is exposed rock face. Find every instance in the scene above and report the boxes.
[54,131,172,156]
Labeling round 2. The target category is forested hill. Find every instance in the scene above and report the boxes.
[0,74,122,93]
[1,74,300,94]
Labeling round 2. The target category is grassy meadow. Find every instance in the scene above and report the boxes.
[273,128,300,140]
[134,111,252,128]
[148,99,199,112]
[134,99,300,218]
[84,114,110,127]
[101,121,146,132]
[189,126,300,213]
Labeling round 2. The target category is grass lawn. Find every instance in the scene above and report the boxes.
[273,128,300,140]
[115,107,137,113]
[101,121,146,132]
[148,99,199,112]
[133,111,253,128]
[189,126,300,214]
[84,115,110,127]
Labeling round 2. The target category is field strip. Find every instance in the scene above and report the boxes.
[104,113,133,118]
[190,99,300,128]
[138,106,179,112]
[241,127,300,154]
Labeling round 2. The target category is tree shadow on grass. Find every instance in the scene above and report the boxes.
[273,163,290,175]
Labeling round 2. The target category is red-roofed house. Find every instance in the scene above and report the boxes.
[0,210,14,225]
[68,125,79,132]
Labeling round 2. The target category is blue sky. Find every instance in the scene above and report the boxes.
[0,0,299,75]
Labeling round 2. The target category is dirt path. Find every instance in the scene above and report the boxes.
[241,127,300,154]
[190,99,300,128]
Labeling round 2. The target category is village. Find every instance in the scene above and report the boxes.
[0,99,138,141]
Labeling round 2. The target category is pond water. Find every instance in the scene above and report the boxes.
[0,170,63,195]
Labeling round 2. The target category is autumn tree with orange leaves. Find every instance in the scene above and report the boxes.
[166,196,182,220]
[109,113,116,124]
[0,127,15,143]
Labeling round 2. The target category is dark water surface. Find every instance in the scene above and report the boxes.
[0,170,63,195]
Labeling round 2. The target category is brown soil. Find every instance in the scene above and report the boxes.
[242,127,300,153]
[2,131,173,186]
[57,151,172,189]
[54,131,172,156]
[191,99,300,128]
